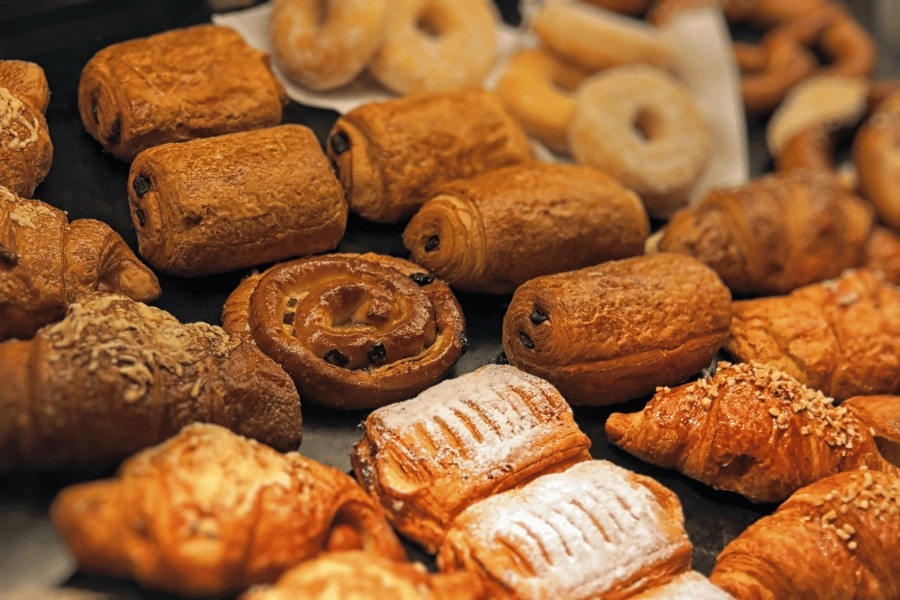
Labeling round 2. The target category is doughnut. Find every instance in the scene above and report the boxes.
[367,0,498,95]
[532,0,675,73]
[270,0,388,91]
[854,92,900,232]
[567,65,712,219]
[495,49,590,153]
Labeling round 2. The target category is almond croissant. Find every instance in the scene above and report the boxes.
[606,361,895,503]
[52,424,405,598]
[1,186,160,341]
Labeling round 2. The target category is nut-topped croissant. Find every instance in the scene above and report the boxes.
[52,424,405,598]
[0,60,53,198]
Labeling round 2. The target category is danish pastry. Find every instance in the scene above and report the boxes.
[0,64,52,198]
[403,163,648,294]
[854,90,900,231]
[352,365,592,552]
[51,424,404,597]
[78,24,287,160]
[503,253,731,406]
[327,88,533,223]
[222,253,466,410]
[128,124,347,277]
[437,460,694,599]
[0,60,50,114]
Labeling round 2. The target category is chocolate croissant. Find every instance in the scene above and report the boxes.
[327,88,533,223]
[725,269,900,401]
[654,170,874,295]
[51,424,405,597]
[129,124,347,277]
[607,361,894,504]
[352,365,592,552]
[710,469,900,599]
[0,295,302,470]
[78,24,287,161]
[437,461,694,599]
[222,253,466,410]
[1,62,52,198]
[402,163,649,294]
[503,253,732,405]
[0,186,160,341]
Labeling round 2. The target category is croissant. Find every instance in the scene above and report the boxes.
[0,295,302,470]
[402,163,649,294]
[51,424,405,597]
[0,60,50,114]
[222,253,466,410]
[844,396,900,467]
[629,572,735,599]
[854,90,900,231]
[725,269,900,401]
[503,253,732,405]
[606,361,895,504]
[654,170,874,295]
[710,469,900,599]
[437,460,694,599]
[1,62,52,198]
[352,364,592,552]
[0,186,160,341]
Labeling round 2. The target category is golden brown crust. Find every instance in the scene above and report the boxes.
[222,253,465,410]
[0,86,52,198]
[0,295,302,470]
[725,269,900,401]
[51,424,404,597]
[864,226,900,285]
[78,24,287,161]
[656,170,874,295]
[710,470,900,599]
[327,88,533,223]
[403,163,649,294]
[503,253,732,406]
[352,365,592,552]
[776,125,837,177]
[854,92,900,231]
[606,362,892,504]
[0,60,50,114]
[844,396,900,467]
[128,124,347,277]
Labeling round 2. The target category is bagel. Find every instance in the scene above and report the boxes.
[270,0,388,90]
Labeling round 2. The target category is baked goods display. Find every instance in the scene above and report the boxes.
[222,253,465,410]
[0,60,53,198]
[327,88,533,223]
[606,361,894,503]
[403,163,649,293]
[352,365,592,552]
[78,24,287,160]
[0,186,160,341]
[128,124,347,277]
[503,253,732,405]
[51,424,404,597]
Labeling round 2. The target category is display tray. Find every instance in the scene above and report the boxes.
[0,0,891,597]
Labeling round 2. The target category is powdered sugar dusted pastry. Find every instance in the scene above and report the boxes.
[353,365,592,553]
[437,460,693,599]
[630,572,734,599]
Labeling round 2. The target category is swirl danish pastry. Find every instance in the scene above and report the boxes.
[0,61,52,198]
[223,253,466,410]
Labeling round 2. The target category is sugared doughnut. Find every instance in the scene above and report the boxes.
[495,49,590,153]
[368,0,498,95]
[567,65,712,219]
[270,0,388,91]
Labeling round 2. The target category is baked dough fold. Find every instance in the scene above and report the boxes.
[0,61,52,198]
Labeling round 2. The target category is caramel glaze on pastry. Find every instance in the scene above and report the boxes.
[0,186,160,342]
[51,424,405,598]
[78,24,287,161]
[0,64,53,198]
[0,60,50,114]
[326,88,533,223]
[223,253,465,410]
[437,460,694,600]
[725,269,900,401]
[711,470,900,600]
[0,295,302,471]
[607,361,895,504]
[503,253,732,406]
[844,396,900,467]
[352,365,592,553]
[128,124,347,277]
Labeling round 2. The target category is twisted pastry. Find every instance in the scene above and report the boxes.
[607,362,894,504]
[725,269,900,401]
[0,61,52,198]
[0,186,160,341]
[710,470,900,599]
[51,424,404,597]
[223,253,465,410]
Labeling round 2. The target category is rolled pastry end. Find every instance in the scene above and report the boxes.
[604,411,637,445]
[326,121,386,222]
[0,341,28,470]
[78,64,131,160]
[324,498,407,561]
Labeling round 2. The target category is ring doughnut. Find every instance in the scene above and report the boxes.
[854,92,900,232]
[368,0,498,95]
[567,65,712,219]
[270,0,388,91]
[495,49,590,153]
